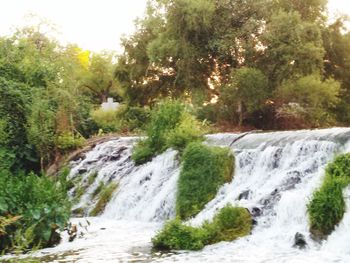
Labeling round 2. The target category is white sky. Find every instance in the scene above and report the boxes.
[0,0,349,53]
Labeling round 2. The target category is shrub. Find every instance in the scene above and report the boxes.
[308,153,350,239]
[275,74,340,127]
[177,142,234,219]
[132,140,155,165]
[325,153,350,186]
[166,113,205,151]
[152,204,252,251]
[90,182,118,216]
[116,105,150,132]
[56,131,85,152]
[152,219,206,251]
[0,170,71,252]
[132,100,205,165]
[202,205,252,244]
[91,108,119,133]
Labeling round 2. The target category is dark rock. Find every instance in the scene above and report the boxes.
[71,153,86,162]
[260,188,281,210]
[281,176,301,191]
[238,190,251,200]
[252,219,258,226]
[139,172,153,185]
[293,232,307,249]
[251,207,262,217]
[78,168,87,174]
[86,159,98,165]
[271,148,283,169]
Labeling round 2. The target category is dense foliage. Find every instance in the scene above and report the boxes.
[308,153,350,239]
[177,142,234,219]
[152,204,252,251]
[132,101,205,164]
[0,170,71,252]
[115,0,350,130]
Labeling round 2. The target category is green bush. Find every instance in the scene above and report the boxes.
[202,205,252,244]
[132,140,155,165]
[166,113,205,151]
[152,204,252,251]
[132,100,205,165]
[325,153,350,186]
[91,108,119,133]
[116,105,150,132]
[90,182,118,216]
[177,142,234,219]
[308,153,350,239]
[0,170,71,252]
[152,219,206,251]
[56,131,85,152]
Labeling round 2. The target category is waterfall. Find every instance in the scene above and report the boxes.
[39,128,350,262]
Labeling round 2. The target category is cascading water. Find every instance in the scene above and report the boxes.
[22,128,350,262]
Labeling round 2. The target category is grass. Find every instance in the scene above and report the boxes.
[90,182,118,216]
[176,142,234,219]
[87,171,98,185]
[152,204,252,251]
[308,153,350,239]
[91,181,105,198]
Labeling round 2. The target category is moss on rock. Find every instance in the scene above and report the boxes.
[176,142,234,220]
[90,182,118,216]
[308,153,350,239]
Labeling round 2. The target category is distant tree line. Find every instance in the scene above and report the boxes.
[114,0,350,130]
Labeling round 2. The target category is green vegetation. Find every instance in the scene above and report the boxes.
[1,0,350,255]
[91,108,119,133]
[132,101,205,165]
[90,182,118,216]
[177,142,234,219]
[152,204,252,251]
[0,170,71,253]
[308,153,350,239]
[92,181,105,198]
[88,171,98,185]
[152,219,206,250]
[114,0,350,130]
[56,132,85,152]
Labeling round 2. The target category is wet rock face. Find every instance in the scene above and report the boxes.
[238,190,251,200]
[251,207,262,217]
[293,232,307,249]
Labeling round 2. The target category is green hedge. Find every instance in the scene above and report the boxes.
[308,153,350,239]
[176,142,234,220]
[152,204,252,251]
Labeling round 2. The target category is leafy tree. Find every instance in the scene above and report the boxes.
[220,68,269,126]
[275,74,340,127]
[322,18,350,124]
[273,0,327,22]
[81,51,121,103]
[260,10,325,87]
[0,77,38,172]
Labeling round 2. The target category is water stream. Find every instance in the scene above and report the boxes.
[7,128,350,262]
